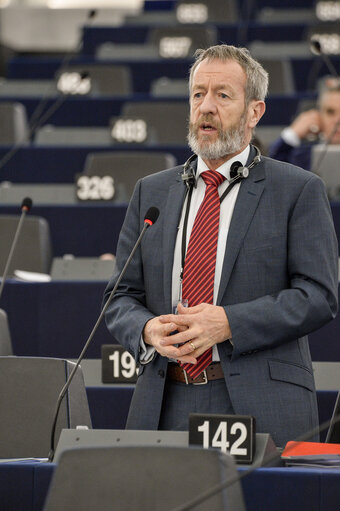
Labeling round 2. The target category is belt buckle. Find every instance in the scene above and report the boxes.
[183,369,208,385]
[192,369,208,385]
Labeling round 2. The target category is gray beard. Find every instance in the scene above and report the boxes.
[187,117,247,161]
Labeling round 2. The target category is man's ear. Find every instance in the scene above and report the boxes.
[248,100,266,128]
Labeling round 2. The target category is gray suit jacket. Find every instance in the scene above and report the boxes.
[104,150,338,447]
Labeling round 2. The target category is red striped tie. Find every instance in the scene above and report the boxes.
[180,169,225,379]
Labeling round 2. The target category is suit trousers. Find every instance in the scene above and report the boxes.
[158,376,234,431]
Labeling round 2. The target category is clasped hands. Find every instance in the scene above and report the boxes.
[143,302,231,365]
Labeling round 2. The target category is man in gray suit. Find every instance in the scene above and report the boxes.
[104,45,338,447]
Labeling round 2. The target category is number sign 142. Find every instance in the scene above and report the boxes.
[189,413,255,464]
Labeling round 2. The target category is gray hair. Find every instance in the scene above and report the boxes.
[189,44,269,105]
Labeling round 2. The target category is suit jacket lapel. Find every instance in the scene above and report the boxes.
[162,172,187,311]
[217,159,266,304]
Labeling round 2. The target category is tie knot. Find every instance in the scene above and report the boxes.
[201,170,225,188]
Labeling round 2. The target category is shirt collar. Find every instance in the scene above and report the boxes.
[196,145,250,182]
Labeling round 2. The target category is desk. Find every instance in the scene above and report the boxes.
[0,459,339,511]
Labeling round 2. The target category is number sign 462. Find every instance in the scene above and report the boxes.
[189,413,255,464]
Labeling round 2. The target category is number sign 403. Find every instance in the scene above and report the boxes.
[189,413,256,464]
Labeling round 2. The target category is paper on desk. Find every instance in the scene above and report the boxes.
[284,455,340,468]
[14,270,51,282]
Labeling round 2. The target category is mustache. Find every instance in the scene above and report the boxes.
[190,115,222,131]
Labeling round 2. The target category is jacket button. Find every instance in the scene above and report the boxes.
[158,370,165,378]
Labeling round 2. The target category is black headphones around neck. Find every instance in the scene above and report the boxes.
[181,145,262,190]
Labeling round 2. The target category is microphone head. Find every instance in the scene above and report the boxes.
[88,9,97,19]
[144,207,159,226]
[80,71,90,80]
[310,38,322,56]
[21,197,33,212]
[230,161,242,179]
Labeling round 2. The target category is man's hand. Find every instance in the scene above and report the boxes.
[157,302,231,362]
[143,315,197,364]
[291,109,321,140]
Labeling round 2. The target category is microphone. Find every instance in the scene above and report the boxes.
[310,39,339,79]
[0,197,33,300]
[47,206,160,462]
[181,154,197,190]
[230,161,248,180]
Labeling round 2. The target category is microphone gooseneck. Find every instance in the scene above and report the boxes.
[47,206,160,462]
[0,197,33,300]
[310,38,339,79]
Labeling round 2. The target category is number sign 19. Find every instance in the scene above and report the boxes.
[102,345,138,383]
[189,413,256,464]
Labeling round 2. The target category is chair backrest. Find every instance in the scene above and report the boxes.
[0,356,92,458]
[258,58,295,94]
[249,41,311,59]
[148,25,217,59]
[254,125,286,155]
[0,79,56,98]
[43,446,246,511]
[150,77,188,97]
[0,183,76,205]
[83,151,176,201]
[117,101,189,145]
[95,42,159,61]
[50,257,115,281]
[0,101,29,144]
[0,309,13,356]
[55,64,132,96]
[256,7,317,23]
[34,126,113,146]
[0,215,52,276]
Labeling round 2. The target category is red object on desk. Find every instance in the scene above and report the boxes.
[282,441,340,458]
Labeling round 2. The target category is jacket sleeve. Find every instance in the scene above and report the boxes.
[269,136,312,170]
[225,174,338,359]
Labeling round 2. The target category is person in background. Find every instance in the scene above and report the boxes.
[269,79,340,170]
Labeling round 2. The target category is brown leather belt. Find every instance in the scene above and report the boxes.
[167,362,225,385]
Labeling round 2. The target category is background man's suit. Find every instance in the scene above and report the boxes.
[269,136,313,170]
[104,149,338,447]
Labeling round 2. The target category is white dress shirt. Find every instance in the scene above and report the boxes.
[140,145,250,363]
